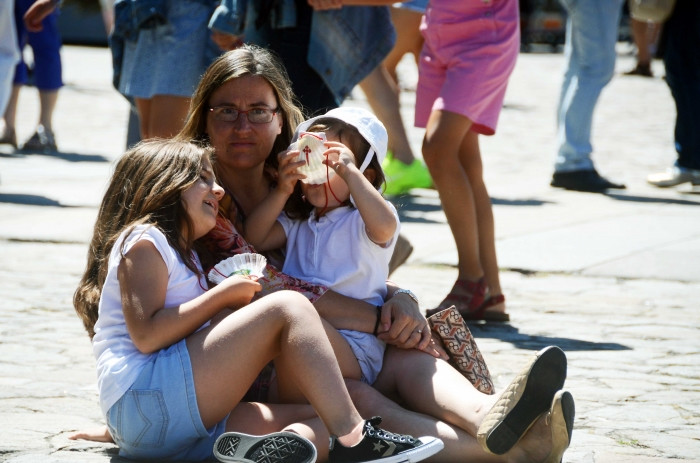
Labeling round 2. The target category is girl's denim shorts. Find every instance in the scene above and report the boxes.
[106,339,227,461]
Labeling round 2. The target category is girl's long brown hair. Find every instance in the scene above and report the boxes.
[73,139,212,338]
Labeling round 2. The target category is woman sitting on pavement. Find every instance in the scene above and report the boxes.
[74,44,576,463]
[179,44,576,462]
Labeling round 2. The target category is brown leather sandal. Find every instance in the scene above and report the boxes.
[479,294,510,322]
[428,278,509,322]
[427,277,488,318]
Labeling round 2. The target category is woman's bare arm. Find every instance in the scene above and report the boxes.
[314,286,444,358]
[313,290,377,332]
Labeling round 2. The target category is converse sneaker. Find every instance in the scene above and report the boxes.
[213,431,317,463]
[328,417,444,463]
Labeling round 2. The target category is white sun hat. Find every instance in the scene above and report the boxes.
[292,107,388,174]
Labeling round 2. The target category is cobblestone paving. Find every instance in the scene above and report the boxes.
[1,45,699,462]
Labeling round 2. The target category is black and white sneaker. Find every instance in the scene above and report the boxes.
[328,417,444,463]
[213,431,317,463]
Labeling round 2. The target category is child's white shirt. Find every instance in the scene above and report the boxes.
[92,225,207,416]
[278,202,400,306]
[278,201,400,383]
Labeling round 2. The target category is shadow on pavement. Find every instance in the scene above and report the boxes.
[390,193,553,224]
[14,150,112,163]
[0,193,84,207]
[491,197,553,206]
[468,322,630,352]
[605,192,700,206]
[390,192,553,208]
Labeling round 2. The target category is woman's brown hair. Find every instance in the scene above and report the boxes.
[178,44,305,173]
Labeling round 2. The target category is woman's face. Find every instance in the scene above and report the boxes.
[205,75,283,175]
[181,156,224,240]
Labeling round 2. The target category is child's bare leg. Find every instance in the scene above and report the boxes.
[186,290,364,441]
[228,403,334,462]
[270,318,363,403]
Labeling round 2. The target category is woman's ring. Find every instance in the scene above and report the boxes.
[416,329,422,334]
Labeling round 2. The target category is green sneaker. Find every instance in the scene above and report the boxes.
[382,152,433,196]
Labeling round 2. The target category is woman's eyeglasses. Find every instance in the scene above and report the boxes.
[208,106,279,124]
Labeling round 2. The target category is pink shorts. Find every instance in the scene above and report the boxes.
[415,0,520,135]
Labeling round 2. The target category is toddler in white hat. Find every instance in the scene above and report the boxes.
[243,107,398,385]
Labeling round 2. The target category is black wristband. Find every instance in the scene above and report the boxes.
[373,305,382,336]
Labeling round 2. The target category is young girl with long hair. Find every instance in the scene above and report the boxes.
[72,138,442,462]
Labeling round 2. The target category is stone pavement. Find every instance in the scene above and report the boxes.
[1,45,699,462]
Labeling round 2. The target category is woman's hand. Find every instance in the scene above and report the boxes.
[211,31,244,51]
[377,292,447,359]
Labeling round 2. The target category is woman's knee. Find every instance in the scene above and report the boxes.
[422,141,439,170]
[422,125,469,174]
[422,138,456,182]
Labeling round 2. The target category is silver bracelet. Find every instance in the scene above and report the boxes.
[392,288,419,305]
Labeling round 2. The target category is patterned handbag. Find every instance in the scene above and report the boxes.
[427,306,495,395]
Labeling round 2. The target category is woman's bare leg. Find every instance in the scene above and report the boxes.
[134,98,151,139]
[374,348,559,463]
[422,110,482,281]
[345,379,503,463]
[38,89,58,132]
[374,347,497,435]
[631,18,661,69]
[2,85,21,132]
[359,66,416,165]
[384,7,424,84]
[458,131,502,299]
[423,110,505,310]
[135,95,190,139]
